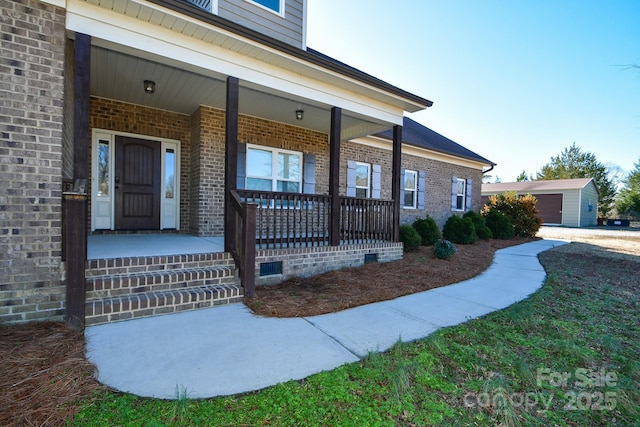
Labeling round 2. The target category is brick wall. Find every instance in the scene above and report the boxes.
[191,106,329,236]
[255,243,403,286]
[0,0,66,323]
[341,141,484,229]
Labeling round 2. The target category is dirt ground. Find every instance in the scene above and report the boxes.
[245,237,536,317]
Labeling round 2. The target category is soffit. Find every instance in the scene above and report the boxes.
[79,0,430,114]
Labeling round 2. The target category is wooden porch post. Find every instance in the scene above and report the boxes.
[224,76,239,253]
[65,32,91,329]
[329,107,342,246]
[391,125,402,242]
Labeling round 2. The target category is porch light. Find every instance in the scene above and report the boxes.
[295,109,304,120]
[143,80,156,94]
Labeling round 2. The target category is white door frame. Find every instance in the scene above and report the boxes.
[91,129,181,231]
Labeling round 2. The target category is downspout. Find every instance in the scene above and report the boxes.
[482,165,495,175]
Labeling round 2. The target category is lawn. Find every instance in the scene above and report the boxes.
[2,231,639,426]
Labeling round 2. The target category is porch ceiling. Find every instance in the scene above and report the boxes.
[90,45,393,140]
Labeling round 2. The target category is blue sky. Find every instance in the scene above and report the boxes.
[307,0,640,182]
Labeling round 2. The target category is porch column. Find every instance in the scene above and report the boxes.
[65,32,91,329]
[224,76,239,253]
[391,125,402,242]
[329,107,341,246]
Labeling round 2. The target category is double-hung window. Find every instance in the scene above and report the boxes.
[246,145,302,193]
[355,162,370,198]
[455,178,467,211]
[403,170,417,209]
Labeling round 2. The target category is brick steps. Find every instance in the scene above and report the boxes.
[85,252,242,326]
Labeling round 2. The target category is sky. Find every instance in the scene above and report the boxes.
[306,0,640,183]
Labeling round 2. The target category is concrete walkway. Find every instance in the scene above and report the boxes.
[85,239,567,399]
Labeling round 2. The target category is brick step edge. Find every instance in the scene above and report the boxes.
[86,265,238,299]
[86,252,235,278]
[85,283,244,326]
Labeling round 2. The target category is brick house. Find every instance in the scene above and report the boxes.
[1,0,492,327]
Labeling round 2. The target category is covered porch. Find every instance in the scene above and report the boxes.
[63,0,431,327]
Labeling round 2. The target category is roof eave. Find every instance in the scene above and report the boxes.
[147,0,433,111]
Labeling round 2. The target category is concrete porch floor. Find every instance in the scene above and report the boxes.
[87,234,225,259]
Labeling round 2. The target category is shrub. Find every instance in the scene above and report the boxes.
[412,215,441,246]
[483,209,515,239]
[433,239,457,259]
[463,210,493,240]
[482,192,543,237]
[443,215,478,245]
[399,224,421,252]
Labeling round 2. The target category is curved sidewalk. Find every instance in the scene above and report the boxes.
[85,239,567,399]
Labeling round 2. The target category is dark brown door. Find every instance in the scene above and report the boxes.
[535,193,563,224]
[115,136,161,230]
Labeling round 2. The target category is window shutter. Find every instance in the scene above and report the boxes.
[451,176,458,210]
[400,168,405,192]
[346,160,357,197]
[466,178,473,210]
[237,143,246,190]
[417,170,426,210]
[372,164,381,199]
[303,154,316,194]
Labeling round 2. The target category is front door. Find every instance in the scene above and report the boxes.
[114,136,161,230]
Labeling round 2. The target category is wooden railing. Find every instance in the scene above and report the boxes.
[236,190,395,248]
[236,190,332,248]
[339,196,395,244]
[227,190,256,297]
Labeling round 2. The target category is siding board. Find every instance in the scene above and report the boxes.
[218,0,304,48]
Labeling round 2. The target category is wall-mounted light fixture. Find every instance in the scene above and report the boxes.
[144,80,156,94]
[295,109,304,120]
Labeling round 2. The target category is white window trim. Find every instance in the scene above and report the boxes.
[455,178,467,211]
[403,169,418,209]
[245,0,285,17]
[246,144,302,193]
[355,161,371,198]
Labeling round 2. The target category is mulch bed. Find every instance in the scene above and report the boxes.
[0,322,100,427]
[245,237,537,318]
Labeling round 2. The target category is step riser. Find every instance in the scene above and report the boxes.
[86,253,235,278]
[86,268,237,299]
[85,285,243,326]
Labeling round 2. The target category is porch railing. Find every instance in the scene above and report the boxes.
[236,189,395,248]
[227,190,256,297]
[339,197,395,244]
[236,190,332,248]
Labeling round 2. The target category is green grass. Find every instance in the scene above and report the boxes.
[71,243,640,426]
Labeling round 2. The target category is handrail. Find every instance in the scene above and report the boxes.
[227,190,256,297]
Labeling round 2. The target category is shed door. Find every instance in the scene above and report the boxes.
[114,136,161,230]
[535,193,563,224]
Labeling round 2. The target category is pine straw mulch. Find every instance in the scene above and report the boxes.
[0,322,101,427]
[245,237,537,318]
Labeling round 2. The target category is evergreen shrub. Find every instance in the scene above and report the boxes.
[412,215,441,246]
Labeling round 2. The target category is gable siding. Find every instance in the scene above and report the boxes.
[218,0,304,48]
[579,183,599,227]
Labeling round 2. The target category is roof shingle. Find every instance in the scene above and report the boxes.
[376,117,495,166]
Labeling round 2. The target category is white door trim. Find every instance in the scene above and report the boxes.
[91,129,181,231]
